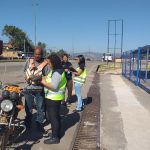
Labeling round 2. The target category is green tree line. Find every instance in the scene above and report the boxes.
[2,25,68,56]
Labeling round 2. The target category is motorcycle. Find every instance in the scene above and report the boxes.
[0,81,26,150]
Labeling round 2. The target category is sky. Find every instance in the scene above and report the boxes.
[0,0,150,53]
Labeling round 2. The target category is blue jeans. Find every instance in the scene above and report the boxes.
[25,91,44,124]
[74,82,83,110]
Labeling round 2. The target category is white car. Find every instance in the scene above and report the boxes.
[102,53,112,62]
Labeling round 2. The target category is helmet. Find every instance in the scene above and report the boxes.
[2,90,10,99]
[10,91,19,101]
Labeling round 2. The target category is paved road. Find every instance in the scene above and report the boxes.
[0,61,100,150]
[0,61,98,85]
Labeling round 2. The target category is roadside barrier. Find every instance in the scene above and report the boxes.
[122,47,150,93]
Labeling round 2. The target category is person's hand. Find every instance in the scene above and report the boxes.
[72,72,77,75]
[42,76,46,80]
[64,69,69,72]
[41,76,46,85]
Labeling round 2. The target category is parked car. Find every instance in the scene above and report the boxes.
[17,52,33,59]
[86,58,91,61]
[102,53,112,62]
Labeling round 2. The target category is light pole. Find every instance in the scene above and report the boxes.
[24,39,26,53]
[32,2,38,47]
[72,37,74,58]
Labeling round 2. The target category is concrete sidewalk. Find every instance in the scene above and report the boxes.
[100,74,150,150]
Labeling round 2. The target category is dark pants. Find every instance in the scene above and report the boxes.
[66,79,73,100]
[25,91,44,124]
[45,99,61,138]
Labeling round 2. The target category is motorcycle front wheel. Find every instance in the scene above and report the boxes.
[0,129,12,150]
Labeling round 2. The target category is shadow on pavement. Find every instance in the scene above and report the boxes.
[14,113,43,150]
[83,97,92,105]
[69,95,77,103]
[60,100,80,139]
[14,98,80,149]
[60,112,80,138]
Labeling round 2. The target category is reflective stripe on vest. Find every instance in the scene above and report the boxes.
[44,71,67,101]
[73,67,87,84]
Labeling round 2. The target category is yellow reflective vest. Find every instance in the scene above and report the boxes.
[73,67,87,84]
[44,70,67,100]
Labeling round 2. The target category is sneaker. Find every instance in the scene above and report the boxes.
[44,137,60,144]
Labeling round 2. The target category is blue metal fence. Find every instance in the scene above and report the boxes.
[122,47,150,93]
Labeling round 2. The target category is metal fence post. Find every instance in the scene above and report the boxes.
[122,52,124,75]
[129,50,132,79]
[139,51,141,84]
[131,50,133,80]
[145,48,149,80]
[125,51,127,76]
[136,48,140,85]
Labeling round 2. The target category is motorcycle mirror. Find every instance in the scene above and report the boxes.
[0,81,2,89]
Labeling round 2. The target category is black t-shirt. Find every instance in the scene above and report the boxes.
[62,61,72,69]
[62,61,73,80]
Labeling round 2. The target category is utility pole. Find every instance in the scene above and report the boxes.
[34,12,37,47]
[107,20,110,53]
[32,2,39,47]
[72,38,74,59]
[114,20,117,68]
[107,19,124,67]
[24,39,26,53]
[121,19,124,57]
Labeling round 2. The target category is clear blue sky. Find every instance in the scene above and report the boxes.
[0,0,150,53]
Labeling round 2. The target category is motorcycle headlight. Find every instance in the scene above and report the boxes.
[1,100,13,112]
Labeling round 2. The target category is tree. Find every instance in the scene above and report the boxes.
[57,49,68,57]
[2,25,34,51]
[37,42,46,50]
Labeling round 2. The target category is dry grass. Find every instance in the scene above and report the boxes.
[99,62,122,74]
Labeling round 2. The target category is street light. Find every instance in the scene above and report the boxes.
[32,2,39,47]
[24,39,26,53]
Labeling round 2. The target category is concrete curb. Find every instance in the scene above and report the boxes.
[0,60,25,63]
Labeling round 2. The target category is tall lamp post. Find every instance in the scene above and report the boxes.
[32,2,39,47]
[24,39,26,53]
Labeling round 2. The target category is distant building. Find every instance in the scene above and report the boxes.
[3,43,13,50]
[115,58,121,63]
